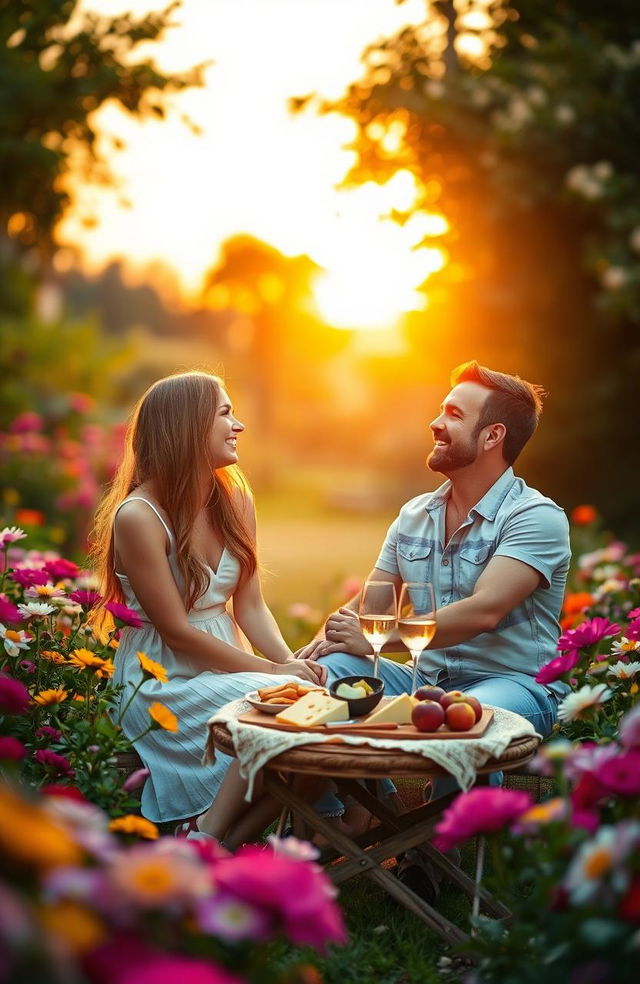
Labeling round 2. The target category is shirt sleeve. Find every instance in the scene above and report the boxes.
[374,516,401,576]
[493,502,571,588]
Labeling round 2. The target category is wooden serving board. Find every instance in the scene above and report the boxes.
[238,703,494,740]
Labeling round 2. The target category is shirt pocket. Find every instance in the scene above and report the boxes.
[397,540,434,584]
[457,543,493,597]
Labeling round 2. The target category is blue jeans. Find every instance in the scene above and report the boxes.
[319,652,558,738]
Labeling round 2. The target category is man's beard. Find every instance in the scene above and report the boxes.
[427,438,478,474]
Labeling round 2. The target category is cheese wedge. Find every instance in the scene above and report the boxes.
[363,692,418,725]
[275,691,350,727]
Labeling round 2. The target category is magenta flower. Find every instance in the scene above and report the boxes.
[628,607,640,619]
[0,673,30,715]
[69,589,102,609]
[34,749,74,777]
[35,725,63,742]
[43,558,80,580]
[557,617,621,653]
[196,891,271,941]
[116,956,243,984]
[123,768,150,792]
[19,659,36,674]
[626,617,640,642]
[433,787,533,852]
[105,601,143,628]
[595,750,640,796]
[0,736,27,761]
[535,650,581,684]
[620,704,640,748]
[9,412,42,434]
[10,568,49,589]
[0,597,23,623]
[213,845,346,950]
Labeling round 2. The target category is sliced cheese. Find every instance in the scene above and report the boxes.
[363,692,418,725]
[275,691,350,727]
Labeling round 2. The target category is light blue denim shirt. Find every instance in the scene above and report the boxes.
[375,467,571,698]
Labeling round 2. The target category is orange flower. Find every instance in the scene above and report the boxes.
[148,702,178,732]
[560,591,595,631]
[40,901,105,953]
[137,651,168,683]
[109,815,159,839]
[96,659,115,679]
[0,787,82,869]
[15,508,45,527]
[68,648,108,671]
[571,504,598,526]
[33,689,69,706]
[40,650,67,665]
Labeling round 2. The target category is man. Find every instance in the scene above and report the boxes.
[297,360,570,737]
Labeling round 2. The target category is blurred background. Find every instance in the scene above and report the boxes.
[2,0,639,614]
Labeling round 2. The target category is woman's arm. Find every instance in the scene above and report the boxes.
[113,501,322,682]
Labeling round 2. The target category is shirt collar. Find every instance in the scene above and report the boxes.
[424,467,516,521]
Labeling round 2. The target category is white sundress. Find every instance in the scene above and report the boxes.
[112,497,300,823]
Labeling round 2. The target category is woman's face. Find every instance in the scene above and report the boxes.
[207,387,245,468]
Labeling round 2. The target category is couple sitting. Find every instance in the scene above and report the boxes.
[92,363,569,847]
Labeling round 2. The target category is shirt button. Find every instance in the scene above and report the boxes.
[442,559,449,566]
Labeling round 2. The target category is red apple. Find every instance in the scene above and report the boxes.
[440,690,466,710]
[413,685,445,703]
[412,699,445,733]
[445,701,476,732]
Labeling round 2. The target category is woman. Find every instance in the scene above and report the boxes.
[91,371,325,841]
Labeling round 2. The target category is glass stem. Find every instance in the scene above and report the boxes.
[410,651,421,693]
[372,648,381,678]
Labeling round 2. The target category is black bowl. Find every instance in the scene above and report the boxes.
[329,675,384,718]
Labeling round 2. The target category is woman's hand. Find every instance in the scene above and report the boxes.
[273,658,327,686]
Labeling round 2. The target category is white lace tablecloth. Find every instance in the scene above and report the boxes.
[205,698,539,799]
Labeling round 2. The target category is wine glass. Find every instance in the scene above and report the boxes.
[358,580,397,678]
[397,582,437,693]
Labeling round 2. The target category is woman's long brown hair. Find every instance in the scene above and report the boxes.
[90,372,256,631]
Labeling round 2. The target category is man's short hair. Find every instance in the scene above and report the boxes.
[450,360,546,465]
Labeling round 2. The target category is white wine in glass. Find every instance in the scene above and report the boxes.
[358,580,397,677]
[397,582,437,693]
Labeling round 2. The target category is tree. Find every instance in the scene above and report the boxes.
[297,0,640,532]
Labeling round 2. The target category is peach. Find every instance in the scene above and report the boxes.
[445,701,476,732]
[413,685,446,703]
[440,690,466,710]
[412,699,445,732]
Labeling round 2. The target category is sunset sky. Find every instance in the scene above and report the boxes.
[59,0,448,329]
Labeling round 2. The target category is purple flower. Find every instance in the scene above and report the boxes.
[0,673,30,715]
[433,787,533,852]
[619,704,640,748]
[123,767,150,792]
[10,568,49,589]
[35,725,63,742]
[19,660,36,674]
[0,736,27,760]
[0,597,23,623]
[535,651,581,684]
[558,617,621,653]
[69,589,102,609]
[43,558,80,581]
[105,602,143,628]
[34,749,74,777]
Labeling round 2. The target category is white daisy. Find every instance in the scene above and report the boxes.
[17,602,57,619]
[0,623,32,657]
[564,824,639,905]
[0,526,27,547]
[608,660,640,680]
[611,637,640,657]
[557,683,612,722]
[24,584,65,600]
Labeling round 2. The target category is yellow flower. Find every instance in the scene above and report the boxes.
[0,787,82,869]
[40,650,67,664]
[137,651,168,683]
[40,901,105,954]
[148,702,178,732]
[96,658,115,679]
[33,689,69,706]
[68,648,108,671]
[109,815,159,839]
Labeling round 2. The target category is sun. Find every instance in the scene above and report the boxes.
[309,171,448,331]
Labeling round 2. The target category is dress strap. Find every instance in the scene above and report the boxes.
[114,496,175,545]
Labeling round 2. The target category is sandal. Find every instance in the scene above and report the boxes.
[174,818,215,841]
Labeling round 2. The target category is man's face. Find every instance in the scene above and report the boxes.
[427,381,490,475]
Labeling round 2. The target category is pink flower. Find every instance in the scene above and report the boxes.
[105,601,143,628]
[595,750,640,796]
[0,673,30,715]
[620,704,640,748]
[433,787,533,852]
[0,527,27,548]
[40,784,88,803]
[34,749,74,777]
[10,567,49,589]
[213,845,346,950]
[9,412,42,433]
[122,768,150,792]
[43,558,80,580]
[628,607,640,619]
[626,617,640,641]
[116,956,243,984]
[69,589,102,609]
[35,725,63,742]
[0,597,23,623]
[557,617,621,653]
[0,736,27,760]
[19,659,36,674]
[535,650,580,684]
[564,742,619,783]
[196,891,271,941]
